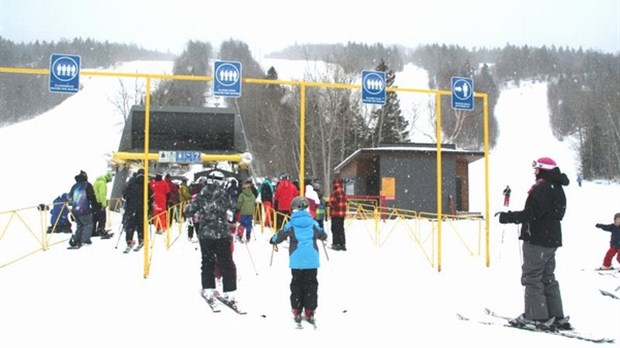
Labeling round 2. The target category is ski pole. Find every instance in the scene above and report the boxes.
[114,225,124,249]
[269,244,277,267]
[321,241,330,262]
[244,240,259,275]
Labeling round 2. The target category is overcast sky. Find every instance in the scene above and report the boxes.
[1,0,618,55]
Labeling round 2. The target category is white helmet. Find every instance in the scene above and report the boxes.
[206,170,226,186]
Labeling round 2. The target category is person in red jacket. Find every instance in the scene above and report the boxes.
[150,173,170,233]
[328,178,347,251]
[273,174,299,230]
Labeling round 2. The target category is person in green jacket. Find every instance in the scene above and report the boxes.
[236,181,256,242]
[93,172,113,238]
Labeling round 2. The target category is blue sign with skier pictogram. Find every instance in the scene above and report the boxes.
[49,53,81,93]
[451,76,474,110]
[214,60,242,98]
[361,70,386,105]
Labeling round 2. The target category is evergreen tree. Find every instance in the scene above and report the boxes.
[369,59,408,146]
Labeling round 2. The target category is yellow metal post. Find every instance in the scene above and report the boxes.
[143,77,151,279]
[482,94,491,267]
[435,92,443,272]
[299,83,306,196]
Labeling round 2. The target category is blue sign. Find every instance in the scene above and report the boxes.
[451,76,474,110]
[49,53,81,93]
[214,60,242,98]
[361,70,386,105]
[175,151,202,163]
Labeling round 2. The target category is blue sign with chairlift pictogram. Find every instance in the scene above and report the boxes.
[49,53,81,93]
[361,70,386,105]
[214,60,242,98]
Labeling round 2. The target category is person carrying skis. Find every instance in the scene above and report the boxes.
[498,157,572,331]
[184,171,239,307]
[594,213,620,270]
[269,196,328,325]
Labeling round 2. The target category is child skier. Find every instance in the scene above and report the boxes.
[594,213,620,270]
[269,196,328,325]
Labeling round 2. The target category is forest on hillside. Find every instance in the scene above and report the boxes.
[0,38,617,181]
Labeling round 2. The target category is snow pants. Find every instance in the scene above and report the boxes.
[602,246,620,268]
[290,269,318,312]
[200,237,237,292]
[521,241,564,320]
[331,217,346,248]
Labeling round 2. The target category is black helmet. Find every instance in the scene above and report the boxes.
[290,196,309,211]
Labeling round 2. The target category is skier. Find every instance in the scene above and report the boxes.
[67,170,97,248]
[498,157,572,331]
[47,193,72,233]
[150,173,170,233]
[184,171,239,308]
[92,172,113,238]
[502,185,511,207]
[259,177,275,228]
[329,178,348,251]
[122,169,151,252]
[236,181,256,242]
[273,173,299,230]
[269,196,328,325]
[594,213,620,270]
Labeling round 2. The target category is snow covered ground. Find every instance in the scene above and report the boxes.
[1,61,619,348]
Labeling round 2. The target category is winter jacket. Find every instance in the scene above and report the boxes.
[499,167,569,247]
[595,223,620,248]
[329,180,347,218]
[259,178,274,203]
[165,177,180,207]
[179,183,191,203]
[274,179,299,211]
[305,185,321,218]
[237,186,256,215]
[184,183,236,240]
[69,172,97,217]
[270,209,328,269]
[93,173,112,207]
[123,173,152,215]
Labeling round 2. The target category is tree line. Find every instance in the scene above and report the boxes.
[1,37,617,182]
[0,36,173,125]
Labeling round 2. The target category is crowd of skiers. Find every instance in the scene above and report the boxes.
[51,166,350,319]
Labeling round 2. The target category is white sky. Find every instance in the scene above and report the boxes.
[1,0,618,55]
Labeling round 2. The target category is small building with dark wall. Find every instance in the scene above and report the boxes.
[334,143,484,214]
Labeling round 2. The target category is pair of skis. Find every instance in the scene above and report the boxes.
[123,243,143,253]
[202,293,247,315]
[294,315,317,330]
[457,308,614,343]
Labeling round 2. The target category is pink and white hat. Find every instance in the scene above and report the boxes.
[532,157,557,171]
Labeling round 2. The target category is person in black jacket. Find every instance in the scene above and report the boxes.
[499,157,571,330]
[594,213,620,270]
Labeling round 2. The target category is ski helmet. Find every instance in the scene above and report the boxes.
[206,170,226,186]
[290,196,309,212]
[532,157,557,171]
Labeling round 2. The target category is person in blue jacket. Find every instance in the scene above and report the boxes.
[270,196,328,324]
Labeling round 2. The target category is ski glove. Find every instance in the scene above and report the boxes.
[595,223,603,228]
[499,211,522,224]
[269,235,277,244]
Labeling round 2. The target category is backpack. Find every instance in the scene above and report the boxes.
[70,181,91,216]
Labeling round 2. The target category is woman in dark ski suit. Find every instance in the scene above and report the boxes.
[499,157,572,330]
